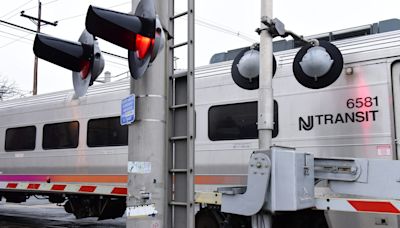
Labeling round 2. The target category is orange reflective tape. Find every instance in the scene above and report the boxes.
[50,175,128,184]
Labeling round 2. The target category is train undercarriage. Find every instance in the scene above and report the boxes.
[0,191,126,220]
[195,205,328,228]
[0,189,329,227]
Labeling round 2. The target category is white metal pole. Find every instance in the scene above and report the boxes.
[127,0,168,227]
[257,0,273,227]
[259,0,274,150]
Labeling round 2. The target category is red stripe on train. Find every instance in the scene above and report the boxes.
[51,184,67,191]
[111,187,128,195]
[349,200,400,214]
[6,183,18,188]
[27,184,40,190]
[79,186,97,193]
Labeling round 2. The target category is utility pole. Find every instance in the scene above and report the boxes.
[257,0,274,226]
[33,1,41,96]
[21,0,57,95]
[127,0,168,227]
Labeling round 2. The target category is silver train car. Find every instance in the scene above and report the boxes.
[0,83,130,219]
[0,22,400,226]
[195,28,400,228]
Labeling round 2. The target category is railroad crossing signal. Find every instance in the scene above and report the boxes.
[293,41,343,89]
[33,30,104,97]
[231,45,277,90]
[85,0,165,80]
[231,19,344,90]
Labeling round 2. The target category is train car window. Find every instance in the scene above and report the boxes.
[87,117,128,147]
[43,121,79,149]
[208,101,278,141]
[5,126,36,151]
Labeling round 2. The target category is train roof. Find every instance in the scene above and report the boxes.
[197,28,400,78]
[0,79,130,110]
[210,18,400,63]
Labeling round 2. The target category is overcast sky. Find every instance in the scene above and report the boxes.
[0,0,399,95]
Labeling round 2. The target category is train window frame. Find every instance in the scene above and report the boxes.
[42,121,80,150]
[87,116,128,147]
[208,101,278,141]
[5,126,36,152]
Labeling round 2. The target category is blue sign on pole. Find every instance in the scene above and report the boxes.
[121,94,135,125]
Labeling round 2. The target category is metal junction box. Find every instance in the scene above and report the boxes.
[266,147,315,212]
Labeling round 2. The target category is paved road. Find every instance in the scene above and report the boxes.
[0,198,125,228]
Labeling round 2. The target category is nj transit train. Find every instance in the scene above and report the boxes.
[1,20,400,226]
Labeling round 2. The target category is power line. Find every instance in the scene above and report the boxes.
[5,11,26,21]
[0,19,36,49]
[0,33,32,49]
[0,0,34,19]
[5,0,61,23]
[170,14,258,43]
[56,12,85,22]
[43,0,61,5]
[22,0,60,12]
[0,19,129,61]
[195,18,257,43]
[0,20,39,49]
[0,19,39,33]
[57,1,130,22]
[0,22,34,35]
[0,33,32,45]
[0,30,33,42]
[105,59,129,68]
[102,51,128,60]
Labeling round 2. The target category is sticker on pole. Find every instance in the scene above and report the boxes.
[126,204,158,218]
[121,94,135,125]
[128,161,152,174]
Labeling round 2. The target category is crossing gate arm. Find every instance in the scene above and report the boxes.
[317,158,400,199]
[195,147,400,217]
[315,197,400,214]
[220,151,271,216]
[195,193,400,215]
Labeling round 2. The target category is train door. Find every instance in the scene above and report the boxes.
[391,60,400,227]
[392,61,400,158]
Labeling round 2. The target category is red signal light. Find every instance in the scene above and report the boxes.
[80,60,91,79]
[135,34,154,60]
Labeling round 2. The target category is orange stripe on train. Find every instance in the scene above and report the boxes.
[0,174,247,185]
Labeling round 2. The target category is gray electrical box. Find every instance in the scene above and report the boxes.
[266,147,315,212]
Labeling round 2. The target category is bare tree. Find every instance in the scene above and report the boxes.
[0,76,26,101]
